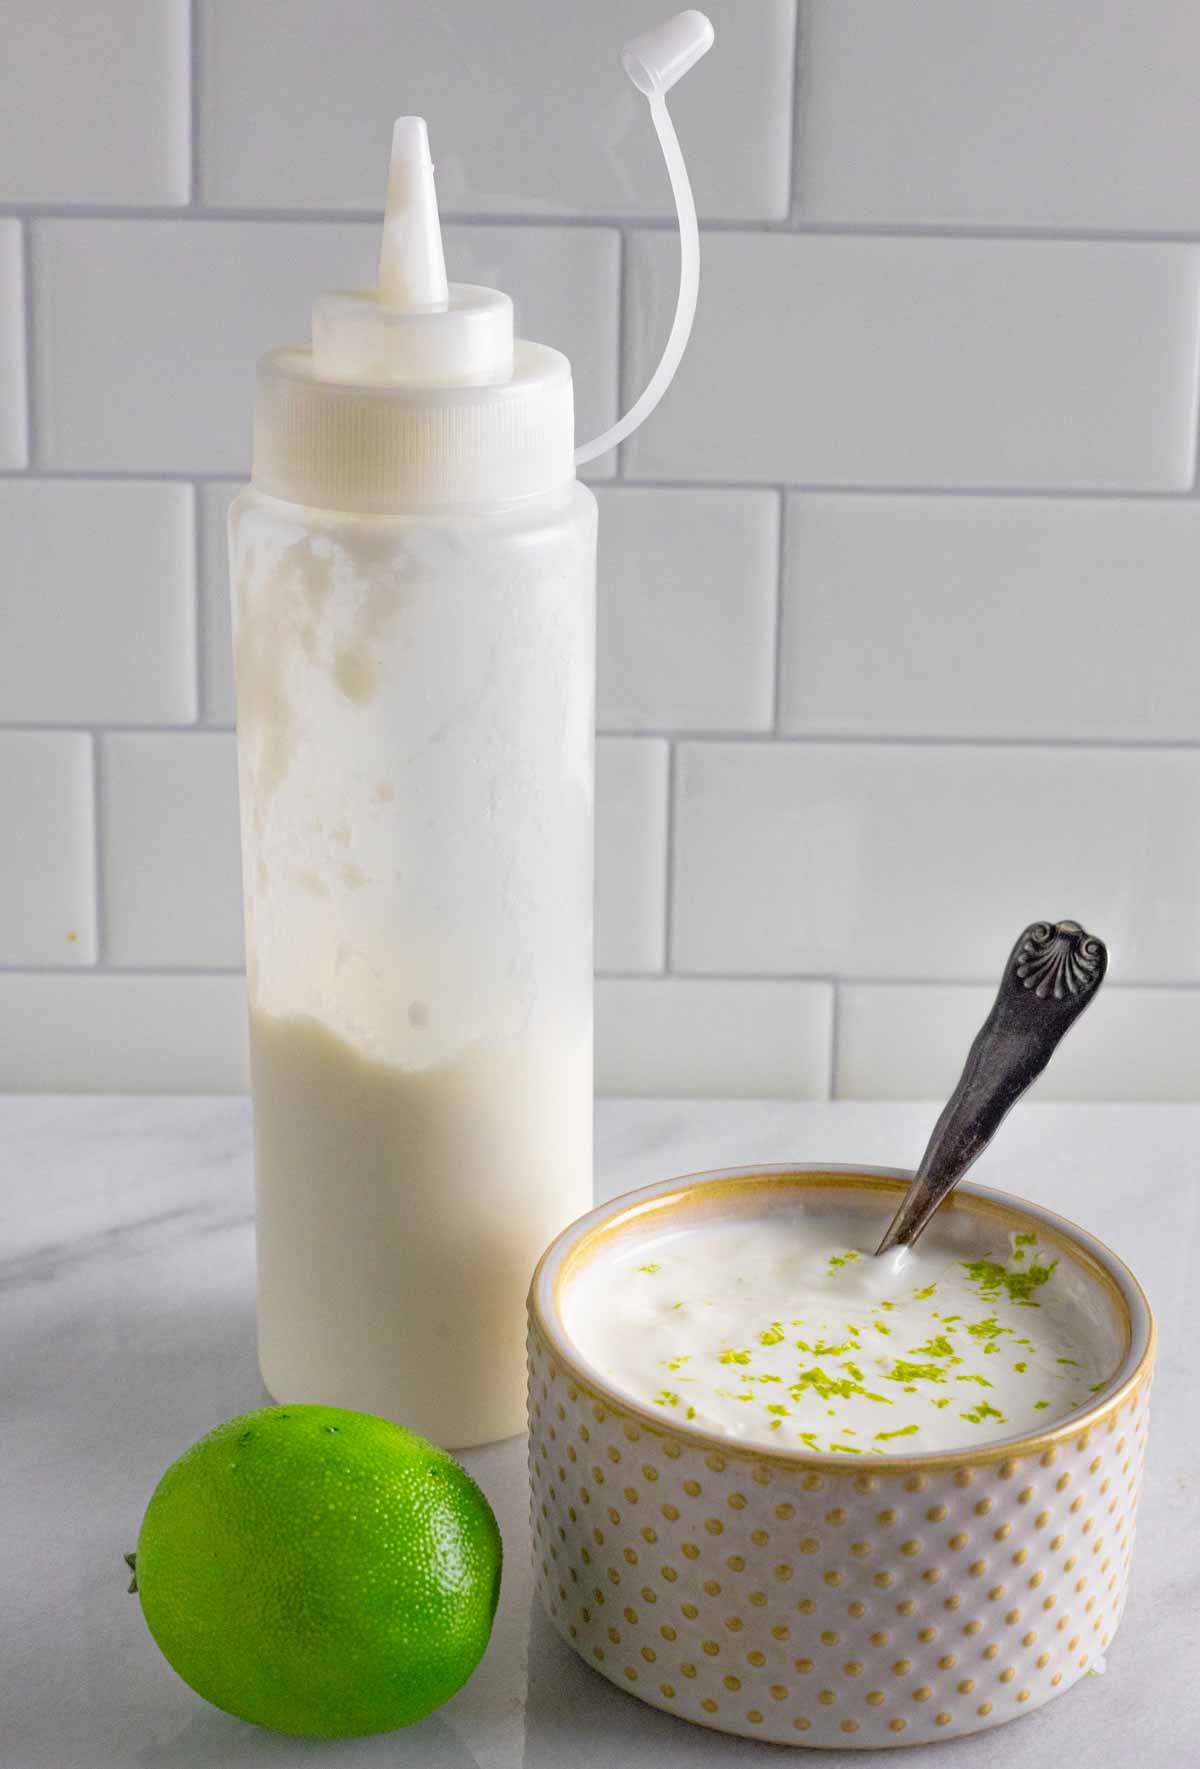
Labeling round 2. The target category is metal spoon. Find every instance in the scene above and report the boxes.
[874,919,1107,1256]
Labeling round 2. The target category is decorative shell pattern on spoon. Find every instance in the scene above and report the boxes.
[874,917,1108,1255]
[1014,919,1105,1000]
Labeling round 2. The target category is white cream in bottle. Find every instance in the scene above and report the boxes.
[231,19,715,1449]
[231,121,595,1449]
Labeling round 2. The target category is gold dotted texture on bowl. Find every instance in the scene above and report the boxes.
[526,1168,1154,1748]
[528,1326,1150,1747]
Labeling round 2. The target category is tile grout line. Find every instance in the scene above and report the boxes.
[786,0,803,227]
[7,201,1200,246]
[190,482,207,722]
[0,722,236,736]
[827,981,841,1101]
[1,467,1195,503]
[661,740,678,975]
[19,215,37,466]
[7,724,1200,753]
[4,961,1199,995]
[187,0,201,209]
[89,733,106,965]
[770,487,788,732]
[0,963,248,980]
[614,226,629,480]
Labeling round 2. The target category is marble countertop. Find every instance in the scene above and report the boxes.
[4,1095,1196,1768]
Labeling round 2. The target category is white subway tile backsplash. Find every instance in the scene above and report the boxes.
[672,742,1200,983]
[0,482,196,726]
[33,222,618,474]
[200,0,795,221]
[624,232,1200,490]
[0,974,249,1092]
[597,977,832,1098]
[0,1,188,205]
[596,488,778,733]
[596,738,669,973]
[0,224,27,468]
[795,1,1200,231]
[100,733,244,968]
[199,482,239,725]
[7,5,1200,1101]
[780,496,1200,742]
[0,733,95,965]
[836,982,1200,1104]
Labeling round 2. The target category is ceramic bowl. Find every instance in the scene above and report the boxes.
[527,1164,1154,1749]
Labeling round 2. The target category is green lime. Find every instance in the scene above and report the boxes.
[130,1404,502,1738]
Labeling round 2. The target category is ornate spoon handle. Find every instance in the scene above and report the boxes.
[874,920,1107,1256]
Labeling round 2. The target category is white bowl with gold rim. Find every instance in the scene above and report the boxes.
[526,1164,1154,1749]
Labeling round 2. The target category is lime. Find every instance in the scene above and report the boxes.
[130,1404,502,1738]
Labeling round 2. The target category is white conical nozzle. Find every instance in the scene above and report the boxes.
[622,9,714,97]
[312,114,512,386]
[378,116,450,310]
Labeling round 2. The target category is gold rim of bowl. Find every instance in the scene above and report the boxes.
[528,1163,1156,1477]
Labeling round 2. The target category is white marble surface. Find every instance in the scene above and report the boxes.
[3,1096,1196,1768]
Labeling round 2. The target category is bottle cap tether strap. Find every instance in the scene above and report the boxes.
[574,10,714,466]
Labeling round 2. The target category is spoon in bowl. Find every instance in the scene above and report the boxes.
[874,918,1107,1257]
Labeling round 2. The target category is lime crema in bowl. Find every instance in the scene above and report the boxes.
[562,1208,1114,1457]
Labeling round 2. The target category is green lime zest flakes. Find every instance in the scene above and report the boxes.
[637,1262,662,1274]
[885,1359,947,1385]
[1056,1357,1079,1367]
[1033,1400,1050,1410]
[798,1431,820,1451]
[1013,1361,1027,1373]
[654,1390,679,1407]
[811,1338,855,1357]
[1014,1232,1037,1246]
[911,1334,956,1360]
[931,1397,951,1409]
[1088,1381,1107,1393]
[718,1348,752,1365]
[955,1373,993,1387]
[829,1442,862,1454]
[965,1315,1010,1342]
[750,1371,783,1385]
[827,1250,861,1273]
[661,1354,690,1372]
[685,1405,696,1420]
[842,1361,865,1382]
[912,1283,937,1300]
[961,1255,1058,1307]
[875,1423,920,1442]
[873,1321,892,1336]
[758,1322,786,1346]
[670,1300,687,1310]
[960,1400,1007,1426]
[765,1403,790,1417]
[790,1365,892,1405]
[881,1301,895,1311]
[940,1314,962,1324]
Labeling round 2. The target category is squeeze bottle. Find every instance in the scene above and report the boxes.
[229,12,714,1448]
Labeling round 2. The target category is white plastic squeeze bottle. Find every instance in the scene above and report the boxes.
[229,12,713,1448]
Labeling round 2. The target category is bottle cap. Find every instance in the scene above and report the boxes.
[252,116,572,512]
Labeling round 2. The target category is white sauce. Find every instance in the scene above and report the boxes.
[564,1210,1110,1456]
